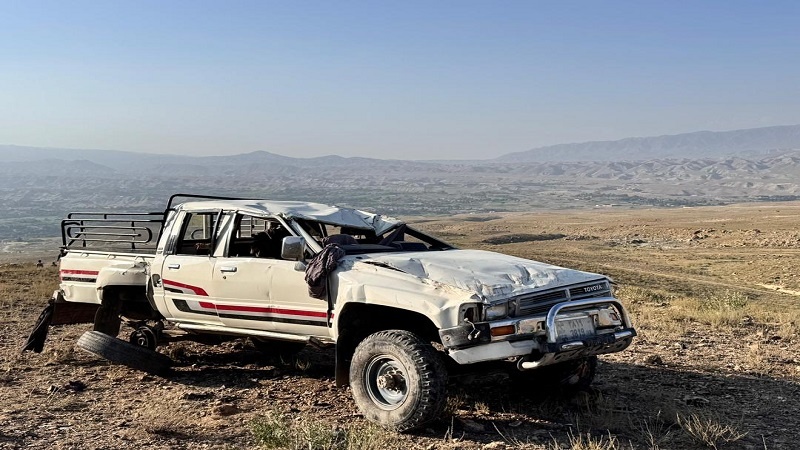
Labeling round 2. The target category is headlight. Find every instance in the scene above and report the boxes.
[483,302,509,320]
[596,306,622,327]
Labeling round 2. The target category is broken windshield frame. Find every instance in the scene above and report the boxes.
[288,219,455,255]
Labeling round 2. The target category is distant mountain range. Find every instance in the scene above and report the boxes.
[0,146,428,178]
[497,124,800,162]
[3,124,800,167]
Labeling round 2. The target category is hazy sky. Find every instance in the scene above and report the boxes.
[1,1,798,160]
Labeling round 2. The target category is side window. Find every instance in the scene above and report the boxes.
[175,212,224,256]
[228,215,291,259]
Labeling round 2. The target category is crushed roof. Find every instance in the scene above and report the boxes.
[178,200,401,234]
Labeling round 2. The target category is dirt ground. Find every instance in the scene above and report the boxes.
[1,202,799,449]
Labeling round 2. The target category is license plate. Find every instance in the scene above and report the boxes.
[555,316,595,342]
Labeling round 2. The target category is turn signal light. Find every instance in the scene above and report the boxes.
[490,325,516,337]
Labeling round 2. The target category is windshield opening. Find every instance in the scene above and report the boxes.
[292,219,455,254]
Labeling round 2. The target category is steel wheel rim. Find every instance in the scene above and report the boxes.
[130,328,156,350]
[365,355,409,410]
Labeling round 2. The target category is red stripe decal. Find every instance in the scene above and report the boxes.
[198,301,216,310]
[163,279,209,296]
[271,307,328,318]
[60,270,100,276]
[208,303,327,318]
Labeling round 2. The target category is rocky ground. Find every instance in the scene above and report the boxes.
[1,202,799,449]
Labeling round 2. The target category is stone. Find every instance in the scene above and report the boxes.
[644,354,664,365]
[212,404,240,417]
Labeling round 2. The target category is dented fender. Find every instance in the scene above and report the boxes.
[95,260,149,302]
[329,258,480,337]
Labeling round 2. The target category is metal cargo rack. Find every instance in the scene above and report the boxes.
[61,212,166,251]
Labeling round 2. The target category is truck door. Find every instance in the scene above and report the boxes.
[157,210,229,325]
[264,257,331,338]
[211,214,330,338]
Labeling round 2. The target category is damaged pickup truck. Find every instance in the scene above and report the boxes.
[24,194,635,431]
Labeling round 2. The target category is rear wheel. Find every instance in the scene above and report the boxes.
[349,330,448,431]
[77,330,172,376]
[93,305,121,337]
[129,326,158,350]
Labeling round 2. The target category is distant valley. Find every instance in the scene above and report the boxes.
[1,124,800,242]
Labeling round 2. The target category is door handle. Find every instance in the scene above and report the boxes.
[168,264,181,270]
[219,266,238,273]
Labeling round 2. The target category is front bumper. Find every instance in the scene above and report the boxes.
[439,297,636,367]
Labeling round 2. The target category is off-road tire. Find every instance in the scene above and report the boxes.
[93,305,121,336]
[511,355,598,393]
[349,330,448,431]
[77,330,172,376]
[250,338,306,362]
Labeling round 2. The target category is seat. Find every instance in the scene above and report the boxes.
[391,241,428,251]
[323,234,358,246]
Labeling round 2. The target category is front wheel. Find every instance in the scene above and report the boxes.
[349,330,448,431]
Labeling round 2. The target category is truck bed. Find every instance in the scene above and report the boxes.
[59,250,155,304]
[59,211,163,304]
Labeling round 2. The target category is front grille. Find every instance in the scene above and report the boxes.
[514,280,611,316]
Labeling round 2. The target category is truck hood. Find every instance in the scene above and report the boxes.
[356,249,605,302]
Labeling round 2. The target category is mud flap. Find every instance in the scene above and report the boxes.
[21,292,100,353]
[21,301,55,353]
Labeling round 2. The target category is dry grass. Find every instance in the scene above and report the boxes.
[615,286,687,337]
[251,409,403,450]
[618,285,797,334]
[473,400,491,415]
[444,390,468,416]
[0,264,58,305]
[0,264,59,375]
[635,411,675,450]
[676,412,747,449]
[548,430,631,450]
[570,390,636,432]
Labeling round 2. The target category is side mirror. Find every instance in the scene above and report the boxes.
[281,236,306,261]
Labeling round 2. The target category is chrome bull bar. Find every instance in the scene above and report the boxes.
[519,297,636,370]
[544,296,633,344]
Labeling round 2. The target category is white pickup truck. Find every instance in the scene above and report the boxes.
[24,194,636,430]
